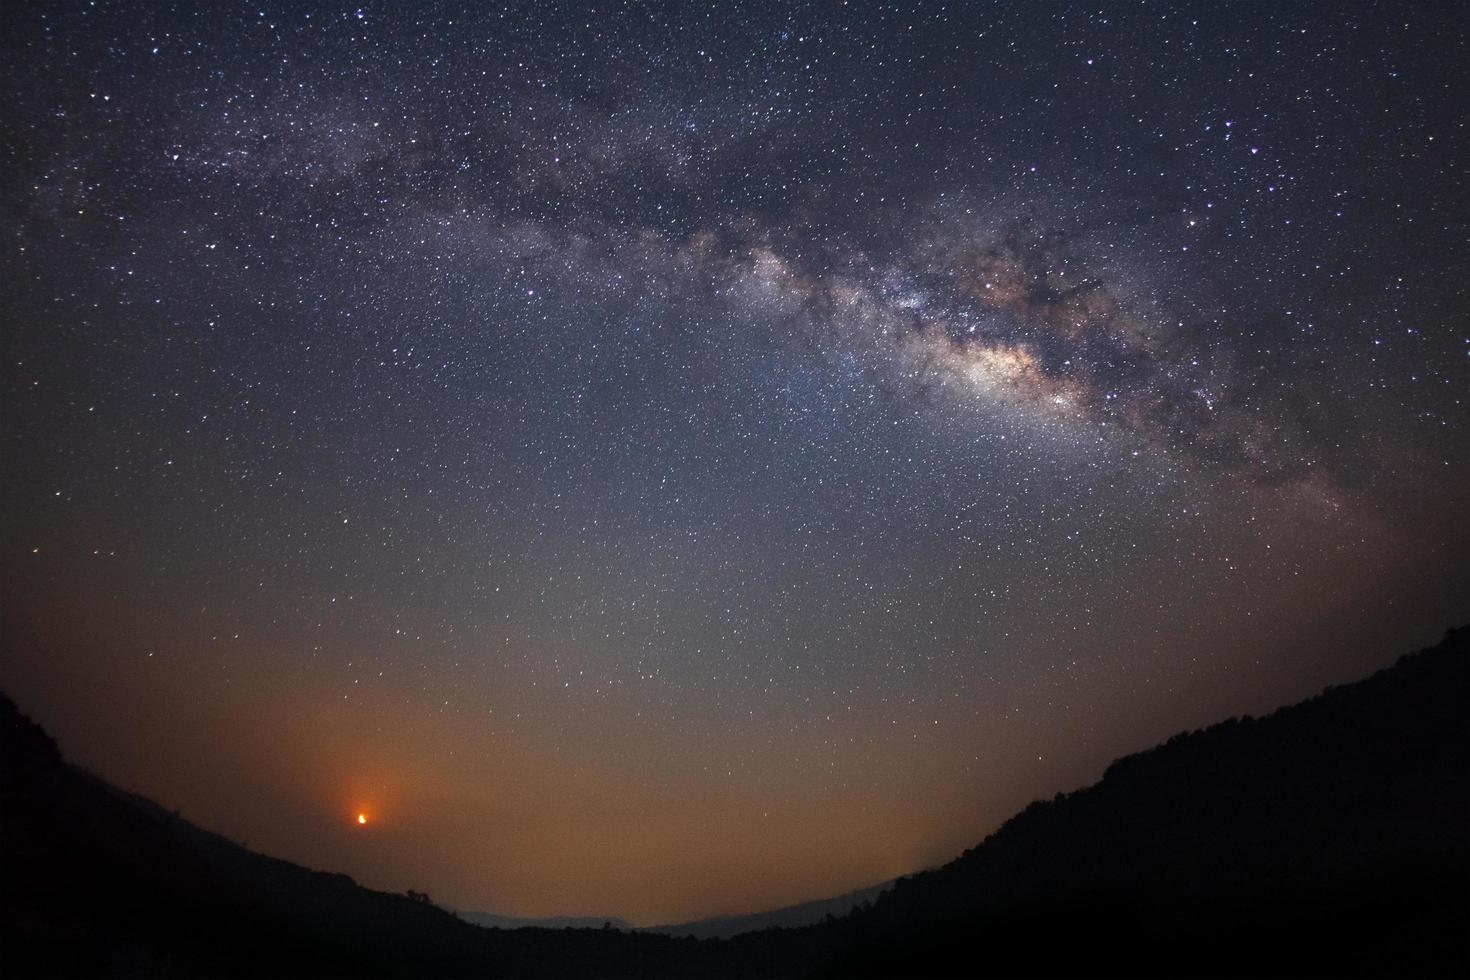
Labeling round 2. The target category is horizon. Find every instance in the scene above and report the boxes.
[6,626,1464,929]
[3,0,1468,929]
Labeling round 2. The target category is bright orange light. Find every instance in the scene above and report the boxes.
[357,813,367,825]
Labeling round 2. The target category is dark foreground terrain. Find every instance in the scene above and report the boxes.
[4,629,1467,978]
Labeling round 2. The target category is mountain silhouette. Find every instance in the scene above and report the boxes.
[456,911,633,932]
[3,628,1467,977]
[644,881,894,940]
[0,690,758,979]
[816,626,1470,978]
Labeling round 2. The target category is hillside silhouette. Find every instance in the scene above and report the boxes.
[818,626,1470,977]
[3,628,1467,977]
[0,691,790,979]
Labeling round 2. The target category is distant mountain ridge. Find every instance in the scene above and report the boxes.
[3,626,1467,977]
[455,880,892,940]
[644,880,894,940]
[457,910,632,932]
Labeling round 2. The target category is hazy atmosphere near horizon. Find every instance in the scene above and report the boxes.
[2,0,1467,929]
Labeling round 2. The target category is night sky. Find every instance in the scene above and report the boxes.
[3,1,1467,927]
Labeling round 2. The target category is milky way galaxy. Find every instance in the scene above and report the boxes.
[3,2,1467,925]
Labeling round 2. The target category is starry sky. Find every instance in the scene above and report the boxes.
[2,1,1468,927]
